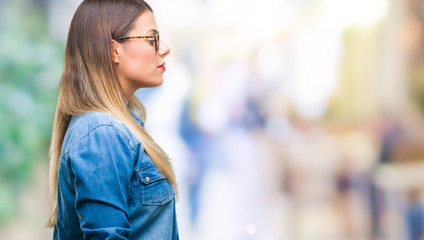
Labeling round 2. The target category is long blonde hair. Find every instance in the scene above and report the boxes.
[47,0,177,227]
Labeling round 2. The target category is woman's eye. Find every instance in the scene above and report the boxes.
[148,40,155,46]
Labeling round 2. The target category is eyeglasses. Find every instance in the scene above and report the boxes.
[117,32,160,52]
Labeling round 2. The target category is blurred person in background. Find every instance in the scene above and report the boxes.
[46,0,178,239]
[405,188,424,240]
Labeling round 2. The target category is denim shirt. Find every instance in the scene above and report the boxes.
[53,111,178,240]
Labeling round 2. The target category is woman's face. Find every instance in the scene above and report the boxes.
[113,10,170,97]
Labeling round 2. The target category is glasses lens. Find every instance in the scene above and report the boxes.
[155,33,160,52]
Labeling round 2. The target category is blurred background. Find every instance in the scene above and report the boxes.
[1,0,424,239]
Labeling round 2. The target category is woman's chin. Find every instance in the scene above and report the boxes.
[143,79,164,88]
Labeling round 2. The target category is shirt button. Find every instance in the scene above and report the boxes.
[145,176,150,182]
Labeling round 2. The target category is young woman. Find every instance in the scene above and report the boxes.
[47,0,178,239]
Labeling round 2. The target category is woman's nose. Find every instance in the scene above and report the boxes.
[158,40,170,57]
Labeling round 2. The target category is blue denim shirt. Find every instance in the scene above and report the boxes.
[53,111,178,240]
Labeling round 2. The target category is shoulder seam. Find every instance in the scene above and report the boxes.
[62,124,138,160]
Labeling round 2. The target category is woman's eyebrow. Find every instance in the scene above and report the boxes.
[146,29,158,34]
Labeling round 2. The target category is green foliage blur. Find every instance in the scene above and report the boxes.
[0,2,64,224]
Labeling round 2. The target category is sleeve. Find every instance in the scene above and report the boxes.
[68,125,135,240]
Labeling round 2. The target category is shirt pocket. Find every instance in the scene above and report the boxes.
[137,164,175,206]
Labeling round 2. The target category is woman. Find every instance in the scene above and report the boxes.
[47,0,178,239]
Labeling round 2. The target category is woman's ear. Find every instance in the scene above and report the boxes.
[111,40,120,64]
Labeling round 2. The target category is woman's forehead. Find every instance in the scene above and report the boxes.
[130,11,158,35]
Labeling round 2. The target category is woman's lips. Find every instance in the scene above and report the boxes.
[158,63,166,70]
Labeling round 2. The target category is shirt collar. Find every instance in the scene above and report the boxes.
[128,109,145,127]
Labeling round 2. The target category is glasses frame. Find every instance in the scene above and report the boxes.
[118,32,160,52]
